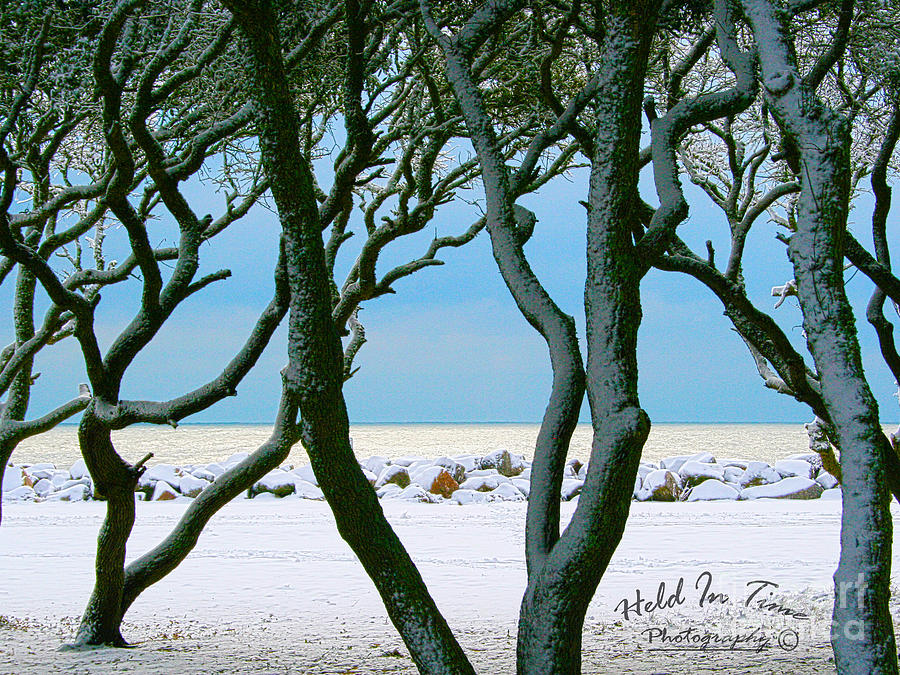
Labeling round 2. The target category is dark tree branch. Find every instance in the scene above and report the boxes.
[1,388,92,445]
[637,0,758,267]
[803,0,854,91]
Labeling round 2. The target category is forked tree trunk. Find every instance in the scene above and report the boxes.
[517,411,649,673]
[741,0,898,670]
[517,10,654,671]
[69,412,140,648]
[423,1,664,671]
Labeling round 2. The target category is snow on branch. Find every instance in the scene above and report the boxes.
[772,279,798,308]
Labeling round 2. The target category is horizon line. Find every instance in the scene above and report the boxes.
[52,419,819,427]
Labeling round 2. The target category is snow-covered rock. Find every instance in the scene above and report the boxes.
[69,459,90,480]
[637,470,682,501]
[816,471,839,490]
[412,466,459,498]
[820,487,842,500]
[294,480,325,501]
[25,462,56,474]
[205,463,226,479]
[361,467,378,487]
[560,479,583,501]
[2,466,24,492]
[466,469,500,478]
[459,474,509,492]
[678,461,725,487]
[362,456,389,476]
[47,484,90,502]
[406,459,433,476]
[253,470,296,498]
[33,478,54,497]
[511,479,530,498]
[151,481,179,501]
[487,483,525,502]
[479,449,526,477]
[190,467,217,483]
[717,458,751,470]
[453,455,480,473]
[519,468,532,481]
[774,459,814,480]
[375,465,410,489]
[60,478,91,492]
[741,477,824,500]
[738,461,781,488]
[723,466,744,483]
[376,483,403,499]
[686,480,739,502]
[392,456,425,468]
[433,457,466,484]
[223,452,250,468]
[5,485,36,501]
[786,452,824,474]
[179,475,210,498]
[659,455,691,473]
[564,458,583,478]
[633,474,642,499]
[293,464,318,486]
[450,489,489,505]
[637,464,656,480]
[50,471,70,489]
[661,452,715,473]
[141,464,183,488]
[396,485,436,503]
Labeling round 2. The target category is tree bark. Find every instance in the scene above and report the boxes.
[517,8,656,671]
[0,266,37,525]
[421,2,666,671]
[0,439,14,524]
[741,0,898,670]
[224,2,474,672]
[70,411,141,647]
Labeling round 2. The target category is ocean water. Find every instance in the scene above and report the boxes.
[11,422,817,470]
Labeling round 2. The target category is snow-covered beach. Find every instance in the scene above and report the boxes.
[2,424,893,673]
[2,497,889,674]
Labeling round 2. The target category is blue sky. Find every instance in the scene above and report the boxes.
[3,162,898,426]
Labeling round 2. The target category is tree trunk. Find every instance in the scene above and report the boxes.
[0,267,38,526]
[740,0,898,670]
[423,2,660,671]
[516,12,654,671]
[224,2,474,671]
[517,408,649,673]
[69,411,139,648]
[0,439,14,525]
[789,146,897,672]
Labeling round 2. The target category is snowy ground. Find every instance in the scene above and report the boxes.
[2,498,897,674]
